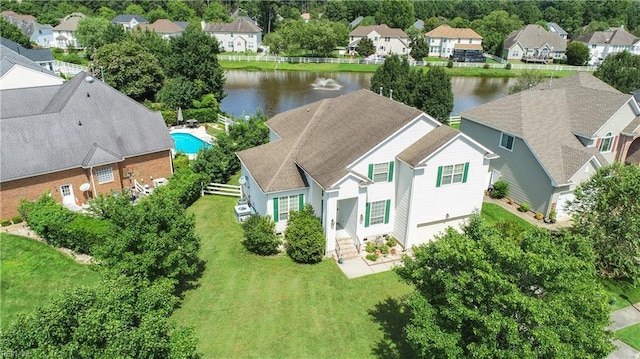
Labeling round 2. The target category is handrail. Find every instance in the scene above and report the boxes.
[353,235,362,254]
[335,238,342,259]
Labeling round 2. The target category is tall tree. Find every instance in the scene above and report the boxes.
[0,17,32,48]
[324,0,348,22]
[569,162,640,283]
[145,6,171,23]
[507,70,546,94]
[375,0,415,30]
[203,0,230,22]
[471,10,523,56]
[594,51,640,93]
[396,219,614,358]
[75,17,126,58]
[370,55,413,103]
[565,41,590,65]
[414,66,454,124]
[356,37,375,57]
[167,24,225,101]
[167,0,197,21]
[93,41,164,101]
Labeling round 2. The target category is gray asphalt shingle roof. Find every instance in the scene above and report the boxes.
[111,14,148,24]
[203,17,261,33]
[461,73,628,185]
[575,27,639,45]
[238,90,426,193]
[0,72,173,182]
[0,37,54,63]
[504,24,567,52]
[397,125,459,167]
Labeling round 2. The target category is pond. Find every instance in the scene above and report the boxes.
[221,70,515,118]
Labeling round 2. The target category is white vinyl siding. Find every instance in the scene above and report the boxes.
[96,167,114,183]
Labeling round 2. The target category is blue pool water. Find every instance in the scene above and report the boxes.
[171,133,211,154]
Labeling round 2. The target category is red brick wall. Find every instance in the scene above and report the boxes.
[0,150,173,220]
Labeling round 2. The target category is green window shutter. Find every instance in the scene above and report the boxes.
[388,161,394,182]
[365,202,371,227]
[384,199,391,224]
[273,198,279,222]
[298,194,304,210]
[436,166,443,187]
[462,162,470,183]
[368,164,374,180]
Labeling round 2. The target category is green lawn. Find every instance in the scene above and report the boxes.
[599,277,640,311]
[480,202,535,229]
[172,195,413,358]
[0,233,100,330]
[615,323,640,350]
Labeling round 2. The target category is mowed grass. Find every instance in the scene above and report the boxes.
[480,202,535,229]
[599,277,640,311]
[172,195,412,358]
[0,233,100,330]
[615,323,640,350]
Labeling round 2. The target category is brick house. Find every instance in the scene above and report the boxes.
[0,72,174,219]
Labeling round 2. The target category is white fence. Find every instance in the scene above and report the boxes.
[53,60,88,76]
[202,182,242,197]
[218,54,598,72]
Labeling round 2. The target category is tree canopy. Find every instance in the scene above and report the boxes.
[396,217,614,358]
[375,0,415,30]
[569,162,640,284]
[594,51,640,94]
[75,16,126,58]
[565,41,591,66]
[0,17,32,48]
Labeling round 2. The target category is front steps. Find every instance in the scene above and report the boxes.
[336,237,359,260]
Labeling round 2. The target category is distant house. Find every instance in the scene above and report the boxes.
[425,24,483,61]
[237,90,496,257]
[0,39,62,90]
[547,22,568,40]
[111,14,148,30]
[349,24,409,56]
[503,24,567,62]
[52,12,86,49]
[0,72,174,219]
[0,37,55,72]
[460,73,640,218]
[138,19,185,40]
[349,16,363,29]
[2,10,54,48]
[1,10,36,25]
[202,17,262,53]
[575,26,640,65]
[412,19,424,31]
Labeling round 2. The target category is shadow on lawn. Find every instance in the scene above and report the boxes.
[368,296,416,359]
[174,258,207,300]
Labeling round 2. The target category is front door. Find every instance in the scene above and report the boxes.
[60,184,74,205]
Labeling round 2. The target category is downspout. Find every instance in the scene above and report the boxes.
[90,166,97,198]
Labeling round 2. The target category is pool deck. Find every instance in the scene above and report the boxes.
[169,126,215,159]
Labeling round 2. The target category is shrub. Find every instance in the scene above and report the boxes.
[161,110,178,126]
[535,212,544,220]
[20,195,77,247]
[11,215,23,224]
[0,219,10,227]
[549,209,557,221]
[366,254,378,261]
[505,62,512,70]
[386,236,397,247]
[172,152,190,173]
[483,63,490,69]
[491,180,509,199]
[242,214,280,256]
[507,197,514,205]
[285,205,325,264]
[380,244,390,255]
[519,202,530,212]
[447,60,453,68]
[155,170,205,208]
[365,241,377,253]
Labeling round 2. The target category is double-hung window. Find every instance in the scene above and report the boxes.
[500,132,515,151]
[436,162,469,187]
[274,194,304,221]
[368,161,394,183]
[365,199,391,227]
[96,167,114,184]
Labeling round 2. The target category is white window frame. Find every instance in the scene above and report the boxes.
[369,200,386,225]
[440,163,466,186]
[599,133,614,152]
[278,195,299,221]
[500,132,515,151]
[372,162,389,182]
[96,167,114,184]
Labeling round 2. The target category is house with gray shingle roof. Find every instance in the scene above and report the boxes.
[0,72,174,219]
[111,14,148,30]
[575,26,640,65]
[237,90,496,257]
[52,12,86,49]
[503,24,567,62]
[138,19,185,39]
[0,38,61,90]
[460,73,640,218]
[202,17,262,52]
[349,24,409,57]
[547,22,568,40]
[425,24,484,60]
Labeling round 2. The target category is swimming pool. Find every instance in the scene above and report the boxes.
[171,133,211,154]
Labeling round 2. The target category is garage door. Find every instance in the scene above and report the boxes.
[555,191,575,218]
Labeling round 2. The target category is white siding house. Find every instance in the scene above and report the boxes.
[575,26,640,65]
[202,17,262,53]
[52,13,85,49]
[349,24,409,57]
[237,90,496,257]
[424,25,483,59]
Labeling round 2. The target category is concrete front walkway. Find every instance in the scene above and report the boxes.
[607,303,640,359]
[336,256,401,279]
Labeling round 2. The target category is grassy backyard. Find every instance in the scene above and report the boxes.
[172,195,413,358]
[0,233,100,330]
[480,202,534,228]
[615,323,640,350]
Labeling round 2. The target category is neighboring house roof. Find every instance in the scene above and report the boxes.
[397,125,459,167]
[52,13,86,31]
[203,16,262,33]
[111,14,148,24]
[504,24,567,51]
[349,16,363,28]
[350,24,408,38]
[1,10,36,22]
[575,26,639,45]
[547,22,568,37]
[632,89,640,103]
[461,73,630,185]
[425,25,483,39]
[24,22,53,37]
[175,21,188,30]
[454,43,483,50]
[138,19,184,34]
[0,72,173,182]
[0,37,54,63]
[237,90,426,193]
[0,43,56,76]
[413,19,424,30]
[301,13,311,20]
